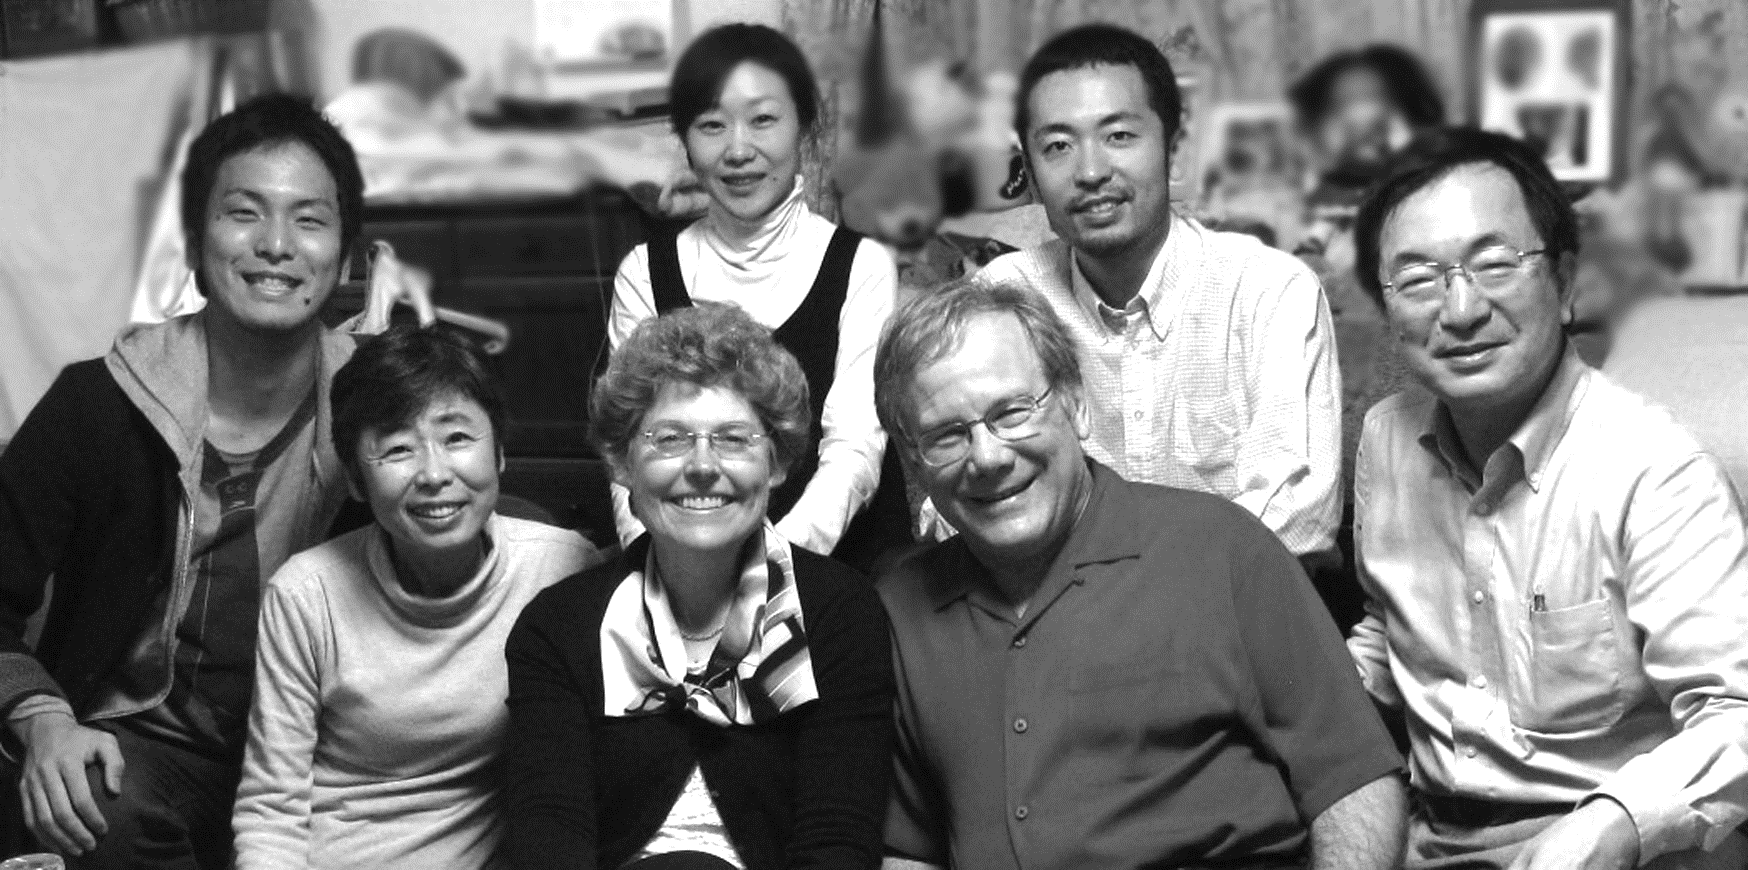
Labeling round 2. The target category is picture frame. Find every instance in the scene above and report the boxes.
[1470,0,1630,186]
[1191,100,1308,250]
[532,0,685,73]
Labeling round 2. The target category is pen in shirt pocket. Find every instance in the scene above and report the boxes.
[1531,586,1547,613]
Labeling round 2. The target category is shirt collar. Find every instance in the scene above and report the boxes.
[1068,215,1191,341]
[925,458,1144,615]
[1418,347,1590,494]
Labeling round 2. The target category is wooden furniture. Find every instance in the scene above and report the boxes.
[0,0,101,58]
[328,187,655,547]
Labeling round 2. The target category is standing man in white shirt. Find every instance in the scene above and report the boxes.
[1348,125,1748,869]
[971,23,1343,560]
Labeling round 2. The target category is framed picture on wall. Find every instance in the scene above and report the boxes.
[1191,100,1309,250]
[1470,0,1629,185]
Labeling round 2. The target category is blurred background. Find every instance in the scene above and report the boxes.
[3,0,1747,512]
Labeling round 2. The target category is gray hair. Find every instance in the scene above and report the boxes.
[874,279,1084,442]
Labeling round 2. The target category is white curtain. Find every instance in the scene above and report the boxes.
[0,39,208,438]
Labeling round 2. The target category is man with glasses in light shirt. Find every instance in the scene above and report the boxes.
[1347,126,1748,870]
[872,280,1406,870]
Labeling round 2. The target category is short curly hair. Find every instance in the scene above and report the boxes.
[592,301,811,474]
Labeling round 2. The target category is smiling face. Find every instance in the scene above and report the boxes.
[1379,162,1570,425]
[685,61,803,224]
[906,312,1092,575]
[1024,63,1174,264]
[615,382,784,562]
[198,140,344,336]
[354,392,502,590]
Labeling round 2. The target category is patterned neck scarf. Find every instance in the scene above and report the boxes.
[600,524,818,726]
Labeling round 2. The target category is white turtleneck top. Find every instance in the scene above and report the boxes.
[609,179,898,556]
[233,514,600,870]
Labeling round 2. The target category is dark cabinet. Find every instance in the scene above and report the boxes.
[328,188,653,545]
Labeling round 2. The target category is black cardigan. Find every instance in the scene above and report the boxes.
[0,360,178,715]
[0,360,368,719]
[502,540,896,870]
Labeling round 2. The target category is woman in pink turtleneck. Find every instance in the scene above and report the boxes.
[608,23,909,573]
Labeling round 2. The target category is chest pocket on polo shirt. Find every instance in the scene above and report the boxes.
[1508,596,1628,733]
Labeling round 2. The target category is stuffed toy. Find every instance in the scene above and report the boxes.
[831,0,1029,250]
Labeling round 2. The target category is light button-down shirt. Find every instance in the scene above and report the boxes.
[974,217,1343,555]
[1350,351,1748,861]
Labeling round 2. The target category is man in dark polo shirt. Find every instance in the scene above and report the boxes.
[870,279,1407,870]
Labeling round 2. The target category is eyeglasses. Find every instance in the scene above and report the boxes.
[638,424,769,460]
[1382,245,1547,305]
[910,388,1054,467]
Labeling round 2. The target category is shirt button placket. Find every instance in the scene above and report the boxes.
[1004,625,1033,843]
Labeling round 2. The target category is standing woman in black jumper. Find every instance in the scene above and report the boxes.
[608,23,910,573]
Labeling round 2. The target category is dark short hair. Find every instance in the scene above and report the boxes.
[1289,44,1446,132]
[592,302,811,475]
[874,279,1083,444]
[1352,126,1578,306]
[182,93,365,295]
[668,23,820,139]
[331,326,506,479]
[1015,23,1182,146]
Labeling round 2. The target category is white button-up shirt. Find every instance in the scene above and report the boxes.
[973,216,1342,555]
[1350,350,1748,861]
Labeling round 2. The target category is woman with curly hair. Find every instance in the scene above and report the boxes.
[503,302,894,870]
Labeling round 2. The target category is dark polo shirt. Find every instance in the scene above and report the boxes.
[878,460,1401,870]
